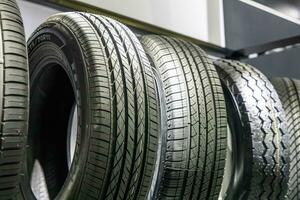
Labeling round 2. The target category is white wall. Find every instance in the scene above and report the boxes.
[75,0,225,46]
[17,0,60,39]
[17,0,225,46]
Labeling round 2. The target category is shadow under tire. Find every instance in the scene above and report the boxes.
[214,59,289,200]
[272,77,300,200]
[141,35,227,200]
[0,0,29,199]
[22,12,159,200]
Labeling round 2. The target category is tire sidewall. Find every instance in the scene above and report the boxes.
[221,81,252,200]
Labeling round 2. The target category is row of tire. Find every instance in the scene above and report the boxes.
[0,0,299,199]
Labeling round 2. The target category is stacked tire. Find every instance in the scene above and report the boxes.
[214,60,289,200]
[272,78,300,200]
[22,12,160,200]
[141,35,228,199]
[0,0,29,199]
[0,1,299,199]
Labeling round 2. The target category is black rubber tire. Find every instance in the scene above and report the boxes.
[141,35,227,200]
[21,12,159,200]
[0,0,29,199]
[214,59,289,200]
[272,77,300,200]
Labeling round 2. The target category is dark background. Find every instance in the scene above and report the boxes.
[223,0,300,78]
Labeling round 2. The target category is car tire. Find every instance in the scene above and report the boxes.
[141,35,227,200]
[0,0,29,199]
[214,59,289,200]
[272,77,300,200]
[21,12,159,200]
